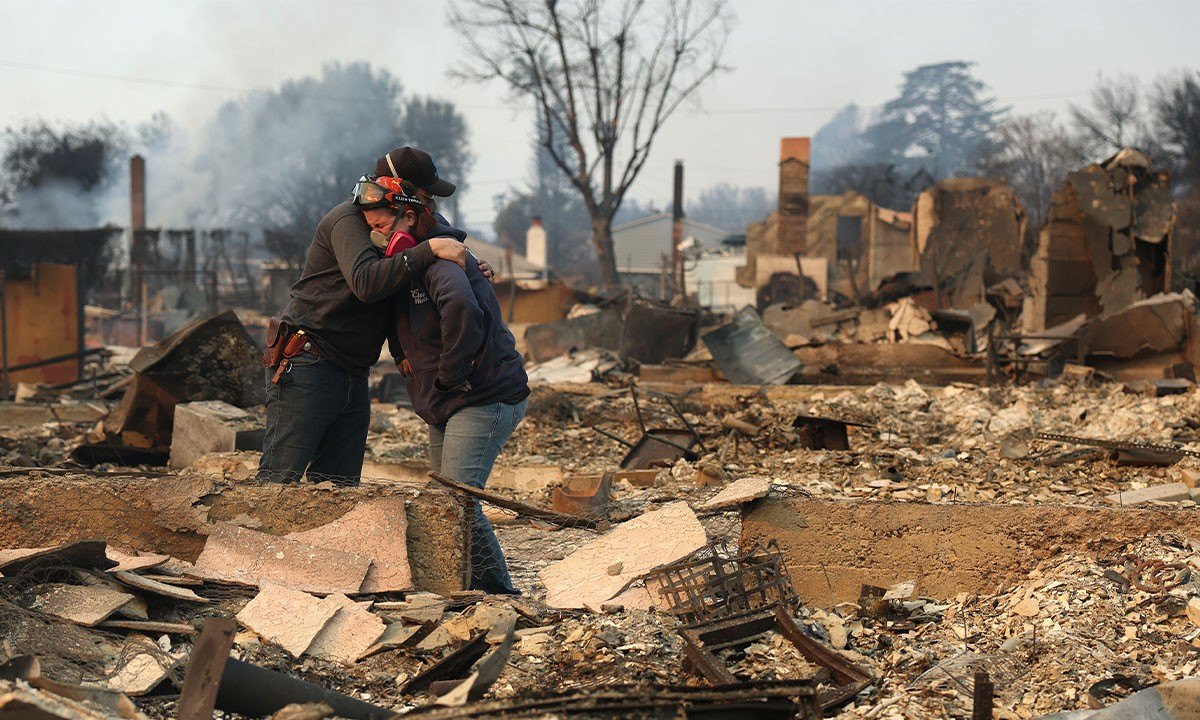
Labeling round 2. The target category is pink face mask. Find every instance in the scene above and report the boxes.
[384,230,417,257]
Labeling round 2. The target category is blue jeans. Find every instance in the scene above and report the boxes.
[429,399,527,595]
[258,353,371,484]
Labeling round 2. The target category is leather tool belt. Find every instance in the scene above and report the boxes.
[263,316,321,384]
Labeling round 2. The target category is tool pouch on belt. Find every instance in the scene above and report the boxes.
[262,317,288,370]
[270,332,312,385]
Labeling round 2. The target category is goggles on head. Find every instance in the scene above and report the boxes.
[350,175,426,212]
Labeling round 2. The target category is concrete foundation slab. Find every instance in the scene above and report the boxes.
[741,496,1200,606]
[0,474,464,596]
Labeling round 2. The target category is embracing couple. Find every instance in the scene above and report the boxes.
[259,146,528,595]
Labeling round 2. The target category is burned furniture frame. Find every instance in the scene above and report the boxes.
[984,324,1085,386]
[679,604,872,712]
[591,385,707,469]
[645,541,800,625]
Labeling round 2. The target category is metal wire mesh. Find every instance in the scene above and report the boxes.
[643,540,800,625]
[0,561,183,688]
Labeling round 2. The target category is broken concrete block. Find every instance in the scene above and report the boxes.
[20,583,136,626]
[112,570,208,603]
[518,632,552,657]
[1105,483,1191,506]
[360,623,422,659]
[169,400,264,470]
[104,312,263,452]
[471,604,518,642]
[1170,458,1200,488]
[104,548,169,573]
[192,523,371,595]
[374,593,446,625]
[286,497,413,593]
[695,463,727,487]
[0,685,113,719]
[539,501,707,609]
[489,465,563,493]
[236,582,339,657]
[305,593,387,666]
[0,541,113,576]
[416,614,478,652]
[701,477,771,510]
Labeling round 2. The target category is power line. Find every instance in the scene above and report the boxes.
[0,59,1095,116]
[0,59,503,108]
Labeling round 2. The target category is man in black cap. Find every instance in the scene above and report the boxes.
[259,148,485,483]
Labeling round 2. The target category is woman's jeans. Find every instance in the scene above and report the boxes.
[258,354,370,483]
[428,398,528,595]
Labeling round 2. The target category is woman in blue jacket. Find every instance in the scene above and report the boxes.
[375,176,530,595]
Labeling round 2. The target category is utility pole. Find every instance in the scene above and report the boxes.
[671,160,685,301]
[130,155,146,345]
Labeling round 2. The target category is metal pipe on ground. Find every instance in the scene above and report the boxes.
[215,658,395,719]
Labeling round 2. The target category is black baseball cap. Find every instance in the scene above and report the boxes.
[375,147,456,197]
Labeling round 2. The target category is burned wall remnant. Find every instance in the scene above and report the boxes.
[806,193,916,302]
[778,137,811,255]
[738,192,914,302]
[1026,148,1176,332]
[911,177,1026,309]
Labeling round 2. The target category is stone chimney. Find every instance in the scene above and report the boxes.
[777,138,810,255]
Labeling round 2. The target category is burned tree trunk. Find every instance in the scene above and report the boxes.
[590,216,620,290]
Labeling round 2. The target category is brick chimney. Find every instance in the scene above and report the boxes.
[777,137,810,254]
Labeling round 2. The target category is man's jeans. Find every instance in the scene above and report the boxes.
[258,353,370,484]
[428,399,527,595]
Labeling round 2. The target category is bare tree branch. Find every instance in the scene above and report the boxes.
[448,0,733,287]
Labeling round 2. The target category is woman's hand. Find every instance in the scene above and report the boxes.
[397,358,414,378]
[427,237,468,269]
[428,236,494,278]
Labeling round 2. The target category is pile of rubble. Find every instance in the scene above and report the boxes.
[5,309,1200,718]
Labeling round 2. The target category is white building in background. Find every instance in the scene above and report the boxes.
[610,213,732,293]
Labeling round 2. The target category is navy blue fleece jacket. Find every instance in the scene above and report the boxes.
[389,250,529,427]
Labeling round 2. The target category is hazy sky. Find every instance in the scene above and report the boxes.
[1,0,1197,233]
